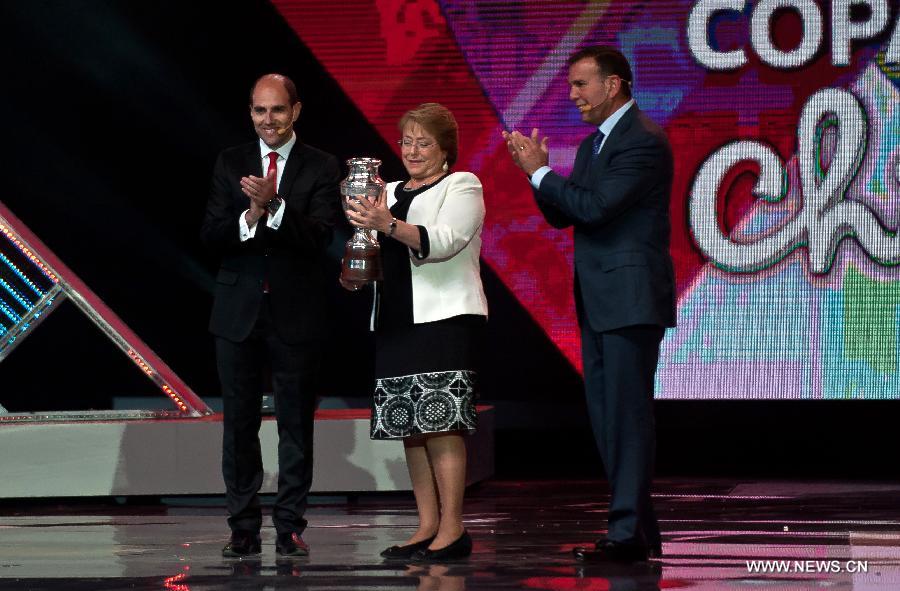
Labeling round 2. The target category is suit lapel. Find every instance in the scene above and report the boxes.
[245,142,263,176]
[590,105,638,173]
[278,141,306,198]
[235,143,262,210]
[572,136,594,183]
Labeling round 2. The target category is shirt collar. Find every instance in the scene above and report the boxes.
[598,99,635,138]
[259,131,297,161]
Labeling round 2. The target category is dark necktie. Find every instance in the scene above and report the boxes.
[592,130,606,159]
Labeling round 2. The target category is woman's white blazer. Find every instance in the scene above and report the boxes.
[378,171,488,325]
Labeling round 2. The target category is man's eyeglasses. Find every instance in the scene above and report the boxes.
[398,138,437,150]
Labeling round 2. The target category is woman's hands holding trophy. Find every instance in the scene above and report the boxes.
[344,189,392,234]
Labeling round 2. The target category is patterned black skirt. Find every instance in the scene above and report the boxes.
[370,315,484,440]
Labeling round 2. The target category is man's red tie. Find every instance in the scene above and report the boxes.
[267,152,279,194]
[262,152,278,294]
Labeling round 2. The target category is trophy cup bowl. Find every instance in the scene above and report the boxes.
[340,157,386,288]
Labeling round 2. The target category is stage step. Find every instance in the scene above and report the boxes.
[0,406,494,498]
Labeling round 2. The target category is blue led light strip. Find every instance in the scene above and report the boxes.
[0,277,32,310]
[0,286,63,363]
[0,252,44,296]
[0,298,21,324]
[32,294,56,320]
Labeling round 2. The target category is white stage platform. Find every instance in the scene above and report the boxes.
[0,407,494,498]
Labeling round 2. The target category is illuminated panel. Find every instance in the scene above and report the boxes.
[274,0,584,369]
[0,201,211,417]
[658,3,900,400]
[277,1,900,399]
[0,216,62,361]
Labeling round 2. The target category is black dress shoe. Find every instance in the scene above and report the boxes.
[412,530,473,562]
[573,540,649,563]
[276,532,310,557]
[380,536,436,559]
[222,530,261,558]
[592,537,662,559]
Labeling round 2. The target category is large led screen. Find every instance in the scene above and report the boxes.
[275,0,900,399]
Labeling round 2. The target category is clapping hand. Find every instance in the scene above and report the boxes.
[241,170,277,210]
[501,128,549,176]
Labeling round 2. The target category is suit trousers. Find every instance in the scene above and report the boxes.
[216,295,321,535]
[581,322,664,550]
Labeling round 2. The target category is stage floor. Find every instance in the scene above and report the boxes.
[1,479,899,590]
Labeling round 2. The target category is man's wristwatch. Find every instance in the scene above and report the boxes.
[387,217,398,237]
[265,195,284,216]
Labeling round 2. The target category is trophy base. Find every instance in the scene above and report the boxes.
[341,249,383,286]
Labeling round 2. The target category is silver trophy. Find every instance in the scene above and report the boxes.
[340,157,386,287]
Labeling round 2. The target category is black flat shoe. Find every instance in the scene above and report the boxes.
[222,530,261,558]
[380,536,436,559]
[412,530,472,562]
[592,537,662,559]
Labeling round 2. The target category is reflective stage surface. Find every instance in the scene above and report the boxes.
[1,480,899,590]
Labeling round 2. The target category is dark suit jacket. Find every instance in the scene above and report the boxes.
[201,140,341,344]
[534,105,677,333]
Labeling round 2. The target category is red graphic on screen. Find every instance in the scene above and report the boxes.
[273,0,872,373]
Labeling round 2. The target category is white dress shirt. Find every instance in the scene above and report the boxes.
[238,132,295,241]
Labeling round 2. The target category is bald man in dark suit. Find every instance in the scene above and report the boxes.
[202,73,340,559]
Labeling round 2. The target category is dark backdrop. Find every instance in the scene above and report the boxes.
[1,0,896,479]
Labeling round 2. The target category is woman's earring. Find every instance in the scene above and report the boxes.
[442,161,449,171]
